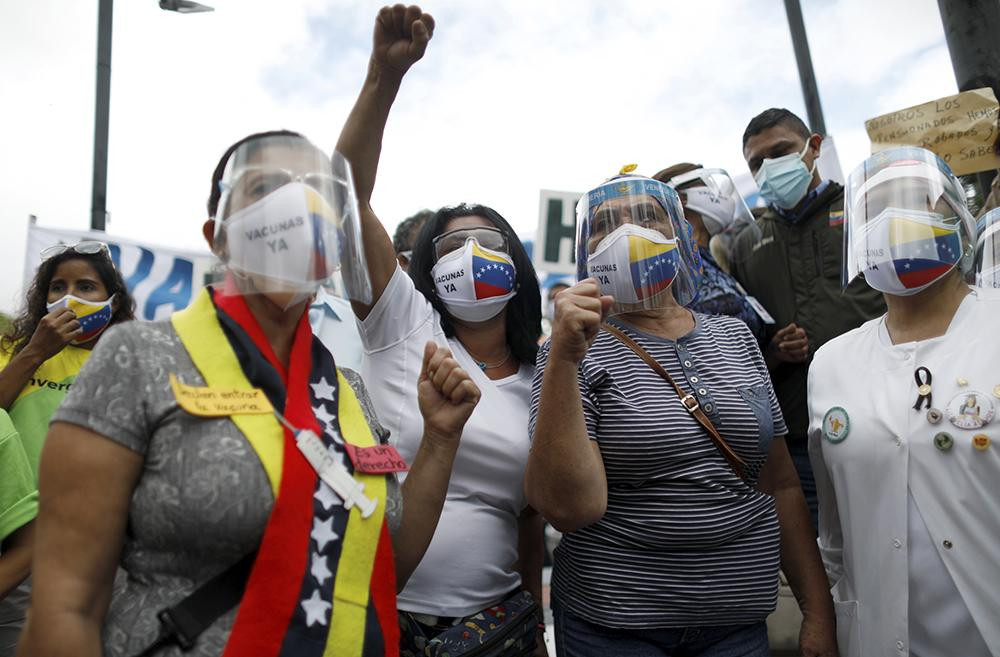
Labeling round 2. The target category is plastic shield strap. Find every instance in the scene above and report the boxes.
[976,208,1000,290]
[576,175,702,315]
[843,146,976,293]
[213,135,372,305]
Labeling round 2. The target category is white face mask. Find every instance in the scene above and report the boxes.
[683,187,737,236]
[853,208,963,296]
[587,224,680,304]
[46,293,116,344]
[431,239,517,323]
[222,182,340,300]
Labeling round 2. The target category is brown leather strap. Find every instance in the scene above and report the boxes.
[602,323,749,481]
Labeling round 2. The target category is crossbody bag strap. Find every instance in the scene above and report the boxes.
[601,324,749,481]
[134,551,256,656]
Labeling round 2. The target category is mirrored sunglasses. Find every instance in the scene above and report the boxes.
[40,240,111,262]
[432,227,509,261]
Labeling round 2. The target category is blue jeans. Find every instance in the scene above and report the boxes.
[552,597,770,657]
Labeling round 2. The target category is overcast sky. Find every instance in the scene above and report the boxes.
[0,0,958,313]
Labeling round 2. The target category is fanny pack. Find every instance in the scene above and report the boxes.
[399,589,541,657]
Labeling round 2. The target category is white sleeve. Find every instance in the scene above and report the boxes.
[807,356,846,591]
[358,264,437,353]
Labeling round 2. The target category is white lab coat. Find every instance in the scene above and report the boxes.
[807,290,1000,657]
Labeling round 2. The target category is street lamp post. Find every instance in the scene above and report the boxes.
[783,0,826,136]
[89,0,213,232]
[90,0,113,232]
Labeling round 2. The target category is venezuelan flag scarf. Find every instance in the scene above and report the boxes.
[171,288,398,657]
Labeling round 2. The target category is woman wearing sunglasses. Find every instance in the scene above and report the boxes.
[0,240,134,650]
[338,6,547,656]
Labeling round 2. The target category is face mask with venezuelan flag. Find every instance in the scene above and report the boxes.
[431,239,517,323]
[587,223,680,304]
[854,208,962,296]
[46,294,116,344]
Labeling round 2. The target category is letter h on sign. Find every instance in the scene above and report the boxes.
[535,190,582,275]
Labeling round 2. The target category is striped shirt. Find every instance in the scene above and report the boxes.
[530,313,786,628]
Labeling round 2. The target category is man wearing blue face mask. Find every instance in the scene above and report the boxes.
[731,108,885,528]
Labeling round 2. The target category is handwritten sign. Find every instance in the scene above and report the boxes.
[865,88,1000,176]
[344,443,409,474]
[169,373,274,417]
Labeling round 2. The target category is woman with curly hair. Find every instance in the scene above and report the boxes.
[0,241,134,651]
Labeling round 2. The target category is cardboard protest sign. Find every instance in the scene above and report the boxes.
[865,88,1000,176]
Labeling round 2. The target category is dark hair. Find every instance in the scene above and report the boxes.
[408,204,542,365]
[2,252,136,356]
[652,162,702,189]
[393,209,434,253]
[742,108,811,147]
[207,129,307,218]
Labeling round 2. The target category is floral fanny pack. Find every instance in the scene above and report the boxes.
[399,589,542,657]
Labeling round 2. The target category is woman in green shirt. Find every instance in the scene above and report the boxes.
[0,242,134,653]
[0,242,135,470]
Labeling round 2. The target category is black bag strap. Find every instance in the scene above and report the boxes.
[134,551,256,656]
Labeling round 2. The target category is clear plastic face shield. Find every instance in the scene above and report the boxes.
[212,135,372,307]
[576,175,702,316]
[668,168,755,237]
[668,167,758,268]
[976,208,1000,290]
[844,147,975,297]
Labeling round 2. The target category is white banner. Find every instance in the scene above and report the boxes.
[535,189,582,275]
[24,223,218,321]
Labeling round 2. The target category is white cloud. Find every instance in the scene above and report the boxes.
[0,0,960,312]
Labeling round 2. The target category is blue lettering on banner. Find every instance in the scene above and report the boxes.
[145,258,194,318]
[109,243,196,320]
[110,244,155,294]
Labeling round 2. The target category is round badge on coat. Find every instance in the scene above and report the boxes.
[822,407,850,443]
[933,432,954,451]
[945,390,995,430]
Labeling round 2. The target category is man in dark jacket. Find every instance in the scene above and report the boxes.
[733,108,885,528]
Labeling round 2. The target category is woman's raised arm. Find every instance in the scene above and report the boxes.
[336,4,434,318]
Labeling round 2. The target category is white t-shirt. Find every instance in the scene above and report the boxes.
[359,265,532,616]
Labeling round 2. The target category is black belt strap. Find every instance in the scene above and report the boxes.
[134,551,256,656]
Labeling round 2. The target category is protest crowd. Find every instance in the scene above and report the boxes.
[2,4,1000,657]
